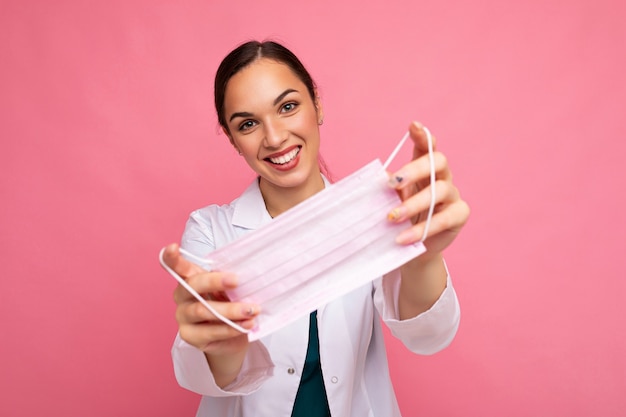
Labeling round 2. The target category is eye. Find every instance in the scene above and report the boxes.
[280,102,298,113]
[238,120,257,131]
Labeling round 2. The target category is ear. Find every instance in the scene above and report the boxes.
[314,90,324,125]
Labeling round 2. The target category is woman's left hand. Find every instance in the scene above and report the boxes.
[387,121,470,260]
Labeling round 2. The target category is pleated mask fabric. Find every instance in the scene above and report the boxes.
[160,128,437,341]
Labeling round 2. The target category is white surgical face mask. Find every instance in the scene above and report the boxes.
[160,128,437,341]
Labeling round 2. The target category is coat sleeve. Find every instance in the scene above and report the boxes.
[172,334,274,396]
[170,209,275,396]
[373,261,461,354]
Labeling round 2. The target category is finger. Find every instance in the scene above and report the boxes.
[200,333,250,356]
[387,180,459,224]
[388,151,451,190]
[179,320,255,350]
[395,199,470,245]
[173,270,238,304]
[162,243,205,278]
[409,121,437,157]
[176,298,260,325]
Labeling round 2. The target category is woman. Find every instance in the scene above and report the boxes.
[162,40,470,416]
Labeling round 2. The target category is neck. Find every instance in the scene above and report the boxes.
[259,171,325,218]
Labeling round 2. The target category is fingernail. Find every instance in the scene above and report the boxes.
[388,173,405,188]
[413,121,423,129]
[243,305,258,316]
[396,229,417,245]
[387,206,407,222]
[222,273,238,287]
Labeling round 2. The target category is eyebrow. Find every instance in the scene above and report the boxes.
[273,88,298,106]
[228,88,299,122]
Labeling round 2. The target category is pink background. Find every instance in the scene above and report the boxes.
[1,0,625,415]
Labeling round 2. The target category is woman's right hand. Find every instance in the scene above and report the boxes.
[162,243,260,386]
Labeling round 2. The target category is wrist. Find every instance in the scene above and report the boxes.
[403,251,444,276]
[205,345,249,388]
[398,253,447,319]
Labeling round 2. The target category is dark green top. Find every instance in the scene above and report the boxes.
[290,311,331,417]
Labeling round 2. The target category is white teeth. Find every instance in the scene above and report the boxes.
[269,147,300,165]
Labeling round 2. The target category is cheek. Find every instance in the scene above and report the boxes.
[239,142,258,158]
[294,110,320,134]
[233,132,261,153]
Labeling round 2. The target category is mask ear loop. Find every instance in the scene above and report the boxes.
[383,127,436,243]
[158,247,251,334]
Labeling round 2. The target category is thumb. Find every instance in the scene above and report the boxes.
[161,243,204,278]
[409,121,437,158]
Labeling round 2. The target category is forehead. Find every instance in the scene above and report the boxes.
[224,58,306,111]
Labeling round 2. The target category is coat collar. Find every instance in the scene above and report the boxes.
[231,175,330,230]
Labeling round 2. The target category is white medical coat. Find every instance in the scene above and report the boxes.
[172,177,461,416]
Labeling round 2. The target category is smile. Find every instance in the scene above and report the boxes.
[266,147,301,165]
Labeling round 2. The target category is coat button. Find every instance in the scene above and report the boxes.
[331,376,338,383]
[287,368,295,375]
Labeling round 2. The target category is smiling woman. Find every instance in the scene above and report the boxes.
[160,40,469,417]
[223,58,325,216]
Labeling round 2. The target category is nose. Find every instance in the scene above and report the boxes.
[263,118,287,148]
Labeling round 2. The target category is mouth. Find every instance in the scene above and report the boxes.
[264,146,301,165]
